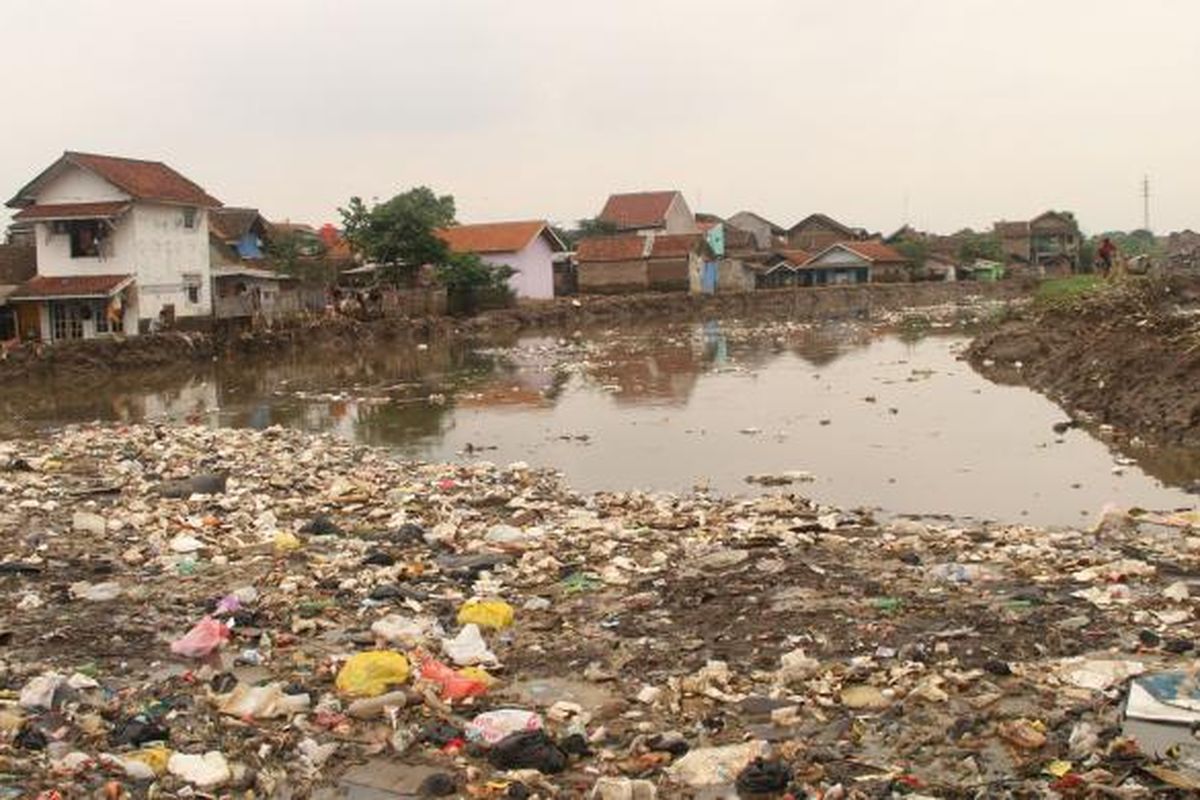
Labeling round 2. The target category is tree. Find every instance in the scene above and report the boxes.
[575,217,619,238]
[267,229,333,285]
[435,251,515,292]
[893,239,929,280]
[338,188,457,267]
[957,232,1005,263]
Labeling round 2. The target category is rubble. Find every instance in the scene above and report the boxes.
[3,422,1200,796]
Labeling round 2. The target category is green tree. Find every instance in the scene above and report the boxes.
[893,239,929,280]
[435,251,515,292]
[957,232,1005,263]
[338,188,457,267]
[267,229,332,285]
[575,217,619,238]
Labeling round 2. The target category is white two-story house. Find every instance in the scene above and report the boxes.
[4,151,221,341]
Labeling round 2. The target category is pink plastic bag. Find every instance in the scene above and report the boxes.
[170,616,231,658]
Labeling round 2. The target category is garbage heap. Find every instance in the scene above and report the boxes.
[2,424,1200,798]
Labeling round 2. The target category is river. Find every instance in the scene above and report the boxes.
[2,317,1197,527]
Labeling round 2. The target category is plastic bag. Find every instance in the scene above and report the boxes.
[466,709,544,745]
[419,658,489,701]
[442,624,497,666]
[217,682,311,719]
[170,617,231,659]
[456,599,514,630]
[335,651,410,698]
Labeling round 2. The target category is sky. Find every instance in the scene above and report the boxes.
[3,0,1198,236]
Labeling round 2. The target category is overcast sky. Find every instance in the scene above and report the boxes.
[3,0,1198,236]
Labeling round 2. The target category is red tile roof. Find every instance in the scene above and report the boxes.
[778,248,812,265]
[437,220,559,254]
[839,240,907,263]
[13,201,132,221]
[576,235,648,262]
[10,274,133,300]
[648,233,705,259]
[598,191,680,230]
[66,152,221,206]
[6,152,221,209]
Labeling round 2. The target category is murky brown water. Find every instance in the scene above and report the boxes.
[3,319,1198,526]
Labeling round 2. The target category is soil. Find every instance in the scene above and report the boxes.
[969,275,1200,449]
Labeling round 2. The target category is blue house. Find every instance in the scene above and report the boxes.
[209,207,269,262]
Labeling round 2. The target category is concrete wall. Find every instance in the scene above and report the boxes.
[717,259,755,292]
[788,221,850,251]
[728,213,775,250]
[37,164,130,204]
[648,257,690,290]
[664,195,699,234]
[482,234,556,300]
[131,203,213,320]
[579,260,648,293]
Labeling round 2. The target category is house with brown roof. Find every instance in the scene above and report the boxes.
[4,151,222,341]
[800,241,909,285]
[576,233,712,294]
[786,213,865,252]
[437,220,566,300]
[596,191,698,235]
[993,211,1081,271]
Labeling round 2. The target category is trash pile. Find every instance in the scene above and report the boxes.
[3,424,1200,798]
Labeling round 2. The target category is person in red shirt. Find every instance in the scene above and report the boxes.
[1097,237,1117,274]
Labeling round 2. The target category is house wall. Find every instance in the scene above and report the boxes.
[34,213,138,278]
[37,165,130,204]
[578,260,648,294]
[704,223,726,257]
[481,235,556,300]
[131,203,213,320]
[648,257,690,290]
[663,195,699,234]
[727,214,774,250]
[788,221,849,252]
[717,259,755,292]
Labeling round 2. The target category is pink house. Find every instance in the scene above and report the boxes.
[437,220,566,300]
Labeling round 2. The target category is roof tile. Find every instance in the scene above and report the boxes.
[437,220,556,254]
[598,191,680,230]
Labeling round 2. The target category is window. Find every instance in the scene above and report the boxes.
[50,303,84,341]
[68,220,104,258]
[182,208,197,229]
[182,273,202,304]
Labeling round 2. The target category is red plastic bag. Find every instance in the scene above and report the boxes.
[419,656,488,700]
[170,616,231,659]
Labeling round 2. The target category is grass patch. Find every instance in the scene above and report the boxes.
[1035,274,1104,306]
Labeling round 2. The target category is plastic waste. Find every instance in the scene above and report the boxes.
[167,751,232,788]
[347,691,409,719]
[273,531,302,553]
[217,682,310,719]
[465,709,544,745]
[442,624,497,666]
[170,617,231,659]
[119,746,171,780]
[666,741,769,788]
[419,657,489,700]
[456,598,514,630]
[487,730,566,773]
[371,614,443,647]
[19,672,65,710]
[591,777,658,800]
[335,651,411,697]
[69,581,123,602]
[737,758,793,794]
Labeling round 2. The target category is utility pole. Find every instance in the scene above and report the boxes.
[1142,175,1151,232]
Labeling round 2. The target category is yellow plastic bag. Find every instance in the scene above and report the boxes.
[457,599,514,630]
[459,666,497,686]
[274,531,302,553]
[125,746,172,776]
[336,651,410,697]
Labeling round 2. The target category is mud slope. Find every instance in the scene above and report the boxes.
[969,276,1200,446]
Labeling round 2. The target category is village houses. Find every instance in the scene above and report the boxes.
[4,151,220,341]
[437,220,566,300]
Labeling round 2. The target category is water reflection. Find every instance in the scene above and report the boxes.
[2,319,1198,526]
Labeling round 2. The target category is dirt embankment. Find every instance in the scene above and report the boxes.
[969,276,1200,447]
[0,281,1025,383]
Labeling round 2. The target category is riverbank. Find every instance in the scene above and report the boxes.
[969,275,1200,449]
[2,423,1199,797]
[0,281,1026,383]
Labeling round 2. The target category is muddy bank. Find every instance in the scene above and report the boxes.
[0,281,1025,383]
[969,276,1200,448]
